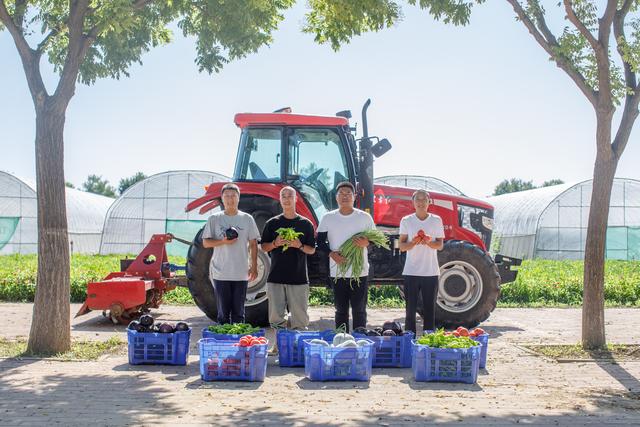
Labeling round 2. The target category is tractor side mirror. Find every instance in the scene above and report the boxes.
[371,138,392,158]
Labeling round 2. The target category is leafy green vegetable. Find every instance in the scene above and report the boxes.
[416,329,479,349]
[336,229,389,286]
[207,323,260,335]
[275,227,304,251]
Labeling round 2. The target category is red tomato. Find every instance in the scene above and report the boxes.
[457,327,470,337]
[473,327,486,336]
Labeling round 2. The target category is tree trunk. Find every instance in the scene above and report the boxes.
[26,100,71,355]
[582,114,618,350]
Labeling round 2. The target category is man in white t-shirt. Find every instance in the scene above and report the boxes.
[317,181,375,331]
[399,189,445,333]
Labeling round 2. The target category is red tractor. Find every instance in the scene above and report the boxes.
[184,100,520,328]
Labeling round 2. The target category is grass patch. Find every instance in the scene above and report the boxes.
[0,336,125,360]
[1,255,639,308]
[523,343,640,361]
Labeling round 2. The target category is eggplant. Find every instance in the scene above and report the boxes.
[175,322,189,332]
[365,329,382,336]
[382,329,397,336]
[158,323,175,333]
[382,320,403,335]
[127,320,141,331]
[225,227,239,240]
[139,314,154,327]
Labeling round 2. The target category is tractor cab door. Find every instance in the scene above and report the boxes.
[285,127,353,222]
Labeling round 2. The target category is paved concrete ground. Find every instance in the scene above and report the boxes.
[1,304,639,426]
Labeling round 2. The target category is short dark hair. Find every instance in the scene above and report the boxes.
[412,189,431,201]
[221,183,240,195]
[335,181,355,193]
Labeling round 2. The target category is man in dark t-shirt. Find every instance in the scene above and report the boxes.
[261,186,316,332]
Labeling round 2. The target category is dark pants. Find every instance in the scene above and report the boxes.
[404,275,439,334]
[213,280,248,324]
[332,277,368,332]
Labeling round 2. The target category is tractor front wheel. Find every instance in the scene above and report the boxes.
[399,240,501,329]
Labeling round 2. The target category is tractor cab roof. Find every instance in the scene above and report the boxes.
[234,113,349,128]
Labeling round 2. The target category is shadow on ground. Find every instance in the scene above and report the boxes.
[0,359,183,424]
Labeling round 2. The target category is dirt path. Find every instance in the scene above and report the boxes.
[1,304,639,426]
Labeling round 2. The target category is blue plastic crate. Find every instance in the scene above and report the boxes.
[303,339,374,381]
[201,328,265,341]
[353,332,414,368]
[277,329,334,367]
[471,333,489,369]
[127,329,191,365]
[411,340,481,384]
[199,338,268,382]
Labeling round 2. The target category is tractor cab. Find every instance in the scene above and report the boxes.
[232,113,358,222]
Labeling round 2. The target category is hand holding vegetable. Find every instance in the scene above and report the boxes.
[274,235,287,248]
[336,229,390,285]
[275,227,305,251]
[352,236,370,248]
[330,251,347,264]
[289,238,303,249]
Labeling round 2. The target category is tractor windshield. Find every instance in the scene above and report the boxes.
[286,128,350,219]
[234,128,283,182]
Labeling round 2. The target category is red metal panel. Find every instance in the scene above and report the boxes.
[234,113,348,128]
[85,279,149,310]
[186,182,318,227]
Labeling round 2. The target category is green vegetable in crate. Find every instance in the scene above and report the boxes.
[417,328,479,349]
[275,227,304,251]
[335,229,389,286]
[207,323,260,335]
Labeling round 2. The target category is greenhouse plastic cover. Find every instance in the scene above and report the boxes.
[375,175,464,196]
[100,170,229,256]
[0,171,113,254]
[488,178,640,260]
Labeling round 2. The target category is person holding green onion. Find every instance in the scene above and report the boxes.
[317,181,376,332]
[261,186,316,332]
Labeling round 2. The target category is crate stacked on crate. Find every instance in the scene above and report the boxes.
[199,336,268,382]
[411,329,482,384]
[277,329,333,367]
[126,314,191,366]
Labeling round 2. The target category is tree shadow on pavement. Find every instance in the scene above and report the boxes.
[592,348,640,393]
[0,366,184,425]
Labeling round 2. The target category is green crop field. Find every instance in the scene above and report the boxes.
[0,254,638,307]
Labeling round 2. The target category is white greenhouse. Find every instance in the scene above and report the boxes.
[375,175,465,196]
[99,170,229,257]
[488,178,640,260]
[0,171,113,254]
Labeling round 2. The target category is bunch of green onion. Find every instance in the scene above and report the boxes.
[335,229,390,286]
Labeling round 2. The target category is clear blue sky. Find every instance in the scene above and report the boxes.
[1,2,639,198]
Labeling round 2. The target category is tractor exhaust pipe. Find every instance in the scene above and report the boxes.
[359,99,374,216]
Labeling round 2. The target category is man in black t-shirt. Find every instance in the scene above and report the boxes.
[261,186,316,332]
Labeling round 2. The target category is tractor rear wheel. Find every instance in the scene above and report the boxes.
[399,240,501,329]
